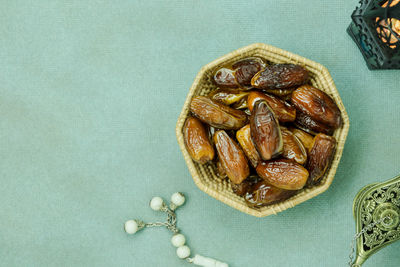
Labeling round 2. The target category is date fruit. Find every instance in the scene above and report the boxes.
[295,111,334,135]
[281,128,307,165]
[231,175,261,197]
[251,64,309,90]
[231,97,248,109]
[208,89,249,106]
[190,96,248,130]
[264,87,295,98]
[232,57,266,87]
[256,159,309,190]
[247,91,296,122]
[307,133,336,184]
[216,159,227,179]
[236,124,261,168]
[183,116,215,164]
[250,100,283,160]
[245,180,297,208]
[213,130,249,184]
[291,85,342,129]
[213,68,238,88]
[290,128,314,152]
[207,125,217,142]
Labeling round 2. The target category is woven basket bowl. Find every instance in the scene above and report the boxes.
[176,43,350,217]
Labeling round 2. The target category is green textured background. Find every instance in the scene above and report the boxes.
[1,1,399,266]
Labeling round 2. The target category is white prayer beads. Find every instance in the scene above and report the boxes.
[171,233,186,247]
[124,220,138,234]
[149,196,164,211]
[171,192,185,207]
[123,192,228,266]
[177,245,191,259]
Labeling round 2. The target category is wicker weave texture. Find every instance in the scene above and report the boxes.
[176,43,350,217]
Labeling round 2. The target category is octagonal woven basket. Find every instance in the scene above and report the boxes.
[176,43,350,217]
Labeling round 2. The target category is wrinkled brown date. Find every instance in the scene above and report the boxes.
[213,57,266,88]
[231,97,248,109]
[256,159,309,190]
[183,116,215,164]
[247,91,296,122]
[250,100,283,160]
[216,159,227,179]
[213,68,238,88]
[213,130,249,184]
[245,180,297,208]
[291,85,342,129]
[233,57,266,87]
[231,175,260,197]
[207,126,217,142]
[208,89,249,106]
[208,125,236,142]
[190,96,248,130]
[290,128,314,152]
[281,128,307,165]
[307,134,336,184]
[264,87,296,98]
[251,64,309,90]
[295,111,334,135]
[236,124,261,168]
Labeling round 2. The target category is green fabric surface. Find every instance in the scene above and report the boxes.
[1,1,399,266]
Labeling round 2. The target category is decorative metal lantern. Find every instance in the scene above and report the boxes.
[350,174,400,266]
[347,0,400,69]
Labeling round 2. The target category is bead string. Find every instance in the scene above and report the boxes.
[141,205,179,233]
[124,192,229,267]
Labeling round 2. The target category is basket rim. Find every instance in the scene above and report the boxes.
[176,43,350,217]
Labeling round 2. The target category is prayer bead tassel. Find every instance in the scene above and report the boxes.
[191,254,229,267]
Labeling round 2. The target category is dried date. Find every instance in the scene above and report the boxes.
[251,64,309,90]
[264,87,295,98]
[208,89,249,106]
[295,111,334,135]
[231,97,248,109]
[256,159,309,190]
[281,127,307,165]
[247,91,296,122]
[245,180,297,208]
[233,57,266,87]
[213,130,249,184]
[250,100,283,160]
[291,85,342,129]
[307,133,336,184]
[216,159,227,179]
[190,96,248,130]
[231,175,261,197]
[183,116,215,164]
[290,128,314,152]
[213,68,238,88]
[236,124,261,168]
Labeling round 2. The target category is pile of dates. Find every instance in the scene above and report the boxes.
[183,57,342,208]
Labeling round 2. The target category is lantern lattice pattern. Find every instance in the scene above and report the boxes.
[348,0,400,69]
